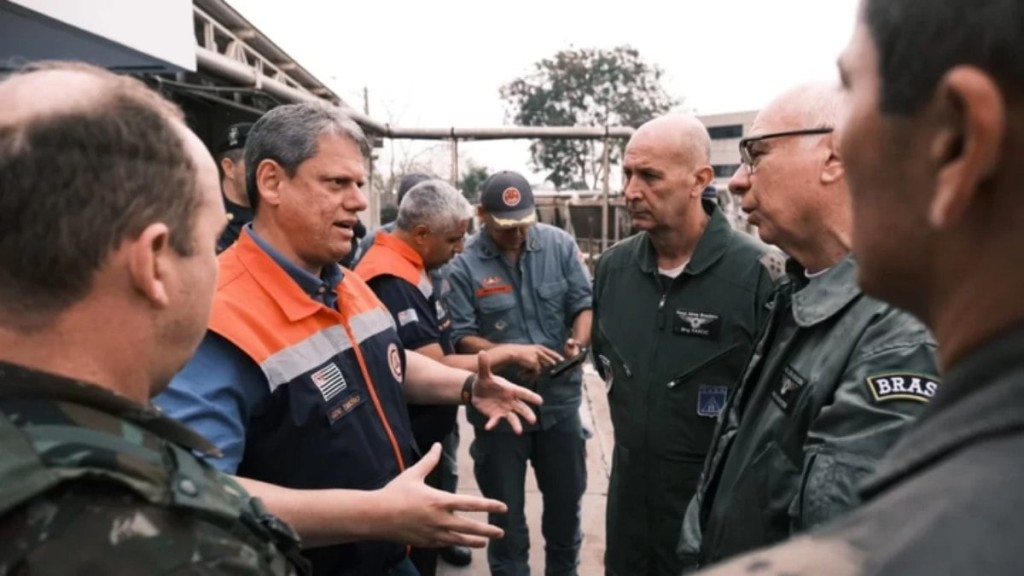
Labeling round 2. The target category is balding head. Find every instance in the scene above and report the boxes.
[729,82,848,269]
[754,82,844,142]
[629,113,711,165]
[622,113,715,240]
[0,61,205,330]
[0,62,183,129]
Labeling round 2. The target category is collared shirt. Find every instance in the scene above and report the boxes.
[683,254,939,567]
[696,324,1024,576]
[154,227,345,472]
[355,231,457,449]
[445,222,593,430]
[248,224,343,309]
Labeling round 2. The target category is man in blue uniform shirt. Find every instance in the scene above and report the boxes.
[446,170,593,576]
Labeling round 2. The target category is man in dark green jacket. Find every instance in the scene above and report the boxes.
[592,114,782,576]
[678,83,939,570]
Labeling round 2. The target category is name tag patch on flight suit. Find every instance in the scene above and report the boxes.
[771,365,806,414]
[673,310,721,340]
[866,373,939,403]
[697,385,728,417]
[311,362,348,402]
[327,391,367,424]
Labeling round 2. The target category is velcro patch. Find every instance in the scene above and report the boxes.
[673,310,721,340]
[865,373,939,403]
[397,308,419,326]
[697,385,729,418]
[327,391,366,424]
[759,250,787,281]
[476,285,513,298]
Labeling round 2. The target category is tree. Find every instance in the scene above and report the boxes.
[500,45,679,190]
[459,162,489,204]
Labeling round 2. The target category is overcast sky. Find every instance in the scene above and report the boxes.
[225,0,861,186]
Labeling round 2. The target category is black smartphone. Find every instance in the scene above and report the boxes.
[547,346,590,378]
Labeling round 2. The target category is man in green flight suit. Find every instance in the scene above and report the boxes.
[678,83,939,571]
[591,114,782,576]
[0,62,306,575]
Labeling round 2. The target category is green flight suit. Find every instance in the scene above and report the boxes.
[591,201,780,576]
[678,254,939,570]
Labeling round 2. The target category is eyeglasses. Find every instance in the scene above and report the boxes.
[738,127,834,174]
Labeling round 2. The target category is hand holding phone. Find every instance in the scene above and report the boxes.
[547,346,589,378]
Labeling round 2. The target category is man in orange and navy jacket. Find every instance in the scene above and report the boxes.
[155,102,543,576]
[356,179,567,575]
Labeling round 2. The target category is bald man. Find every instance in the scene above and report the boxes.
[591,114,782,576]
[0,62,304,574]
[677,84,938,571]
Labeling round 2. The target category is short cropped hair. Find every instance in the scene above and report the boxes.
[865,0,1024,115]
[0,61,200,327]
[244,101,369,209]
[395,179,473,233]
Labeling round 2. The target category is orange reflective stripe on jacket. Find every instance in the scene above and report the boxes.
[211,231,410,473]
[355,231,433,300]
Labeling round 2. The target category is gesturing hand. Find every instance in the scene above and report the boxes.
[471,351,544,434]
[379,443,508,548]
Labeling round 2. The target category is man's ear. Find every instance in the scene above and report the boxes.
[127,223,173,308]
[255,159,286,207]
[929,66,1005,228]
[693,165,714,194]
[412,223,431,244]
[821,135,845,185]
[219,157,235,180]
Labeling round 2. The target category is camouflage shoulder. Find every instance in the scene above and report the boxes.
[757,247,788,282]
[0,484,302,575]
[723,228,787,281]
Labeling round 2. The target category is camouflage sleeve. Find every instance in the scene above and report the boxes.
[0,484,299,576]
[791,322,939,531]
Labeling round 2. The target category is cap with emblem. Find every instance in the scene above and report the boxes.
[216,122,254,155]
[480,170,537,228]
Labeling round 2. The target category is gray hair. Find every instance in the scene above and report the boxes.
[244,101,369,209]
[395,179,473,233]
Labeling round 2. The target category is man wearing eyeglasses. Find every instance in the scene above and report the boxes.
[677,83,938,571]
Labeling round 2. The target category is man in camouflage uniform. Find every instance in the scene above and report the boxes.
[0,62,306,574]
[678,83,938,570]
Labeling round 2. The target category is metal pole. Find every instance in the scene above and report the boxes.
[450,135,459,186]
[364,86,380,228]
[601,130,611,253]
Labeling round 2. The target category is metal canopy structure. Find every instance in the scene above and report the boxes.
[187,0,633,241]
[0,0,632,246]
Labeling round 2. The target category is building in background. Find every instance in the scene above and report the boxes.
[700,110,758,234]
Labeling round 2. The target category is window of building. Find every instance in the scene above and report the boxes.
[713,164,741,177]
[708,124,743,140]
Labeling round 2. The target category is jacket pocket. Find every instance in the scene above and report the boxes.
[477,292,517,337]
[536,280,569,334]
[790,448,874,532]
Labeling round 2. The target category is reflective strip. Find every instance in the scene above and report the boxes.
[261,325,353,392]
[417,271,433,300]
[349,307,396,345]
